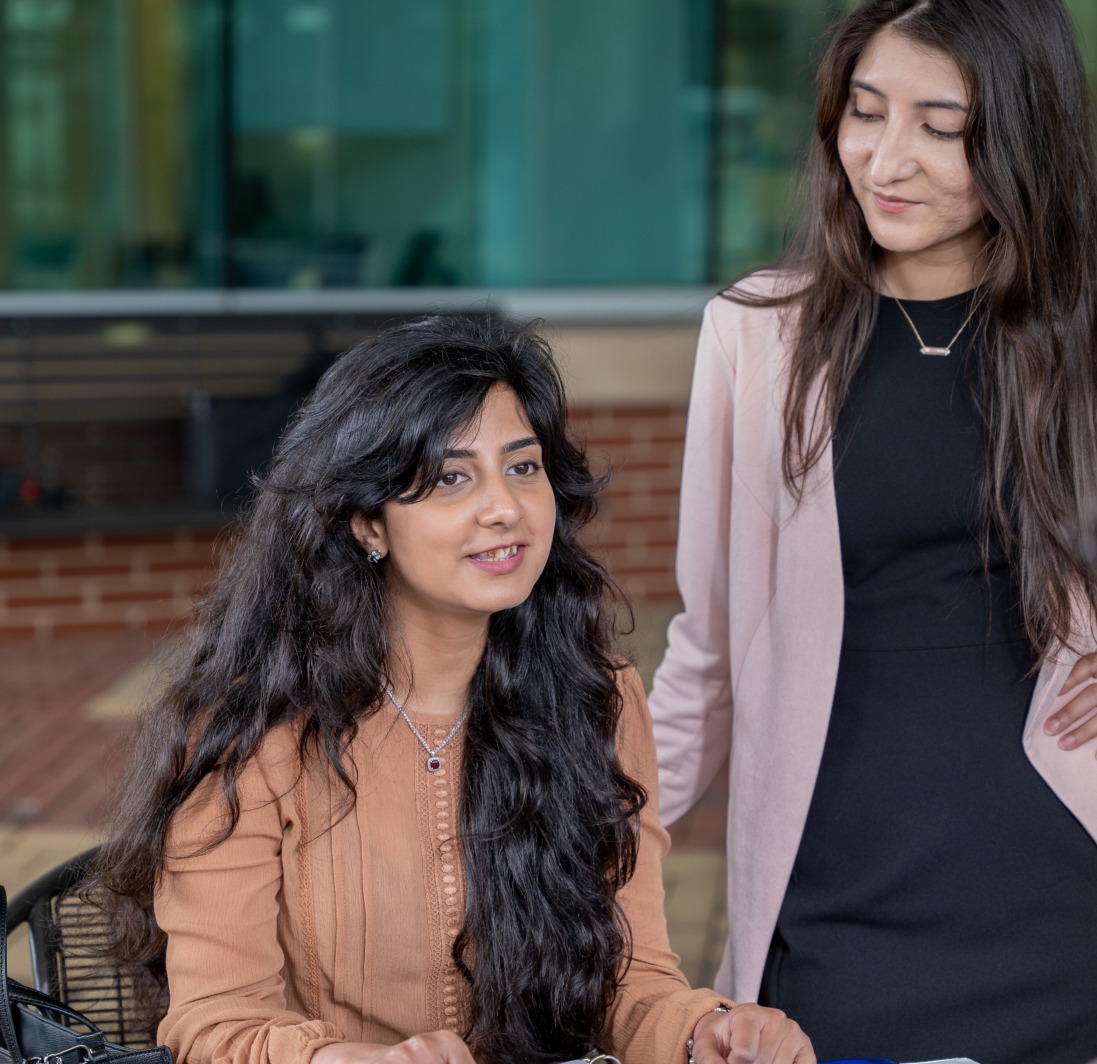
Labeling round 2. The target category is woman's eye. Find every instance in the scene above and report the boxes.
[437,470,467,488]
[925,124,964,141]
[509,460,541,477]
[850,106,881,122]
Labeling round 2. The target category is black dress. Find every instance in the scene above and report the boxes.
[758,294,1097,1064]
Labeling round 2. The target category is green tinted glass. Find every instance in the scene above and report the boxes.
[2,0,1094,291]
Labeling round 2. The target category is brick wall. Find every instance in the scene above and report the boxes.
[0,531,220,638]
[0,420,187,510]
[0,404,688,636]
[574,404,686,606]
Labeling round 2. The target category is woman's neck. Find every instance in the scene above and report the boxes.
[386,611,486,717]
[879,249,981,300]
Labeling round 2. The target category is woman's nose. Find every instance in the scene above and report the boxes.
[477,479,521,525]
[868,120,918,187]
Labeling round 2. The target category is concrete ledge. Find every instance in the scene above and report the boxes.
[0,286,717,323]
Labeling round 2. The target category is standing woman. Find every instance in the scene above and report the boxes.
[650,1,1097,1062]
[92,316,814,1064]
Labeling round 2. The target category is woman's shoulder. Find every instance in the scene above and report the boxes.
[164,718,306,857]
[702,268,805,336]
[613,659,644,697]
[718,266,806,302]
[613,662,654,734]
[250,717,309,784]
[694,270,804,379]
[179,717,307,818]
[610,663,661,786]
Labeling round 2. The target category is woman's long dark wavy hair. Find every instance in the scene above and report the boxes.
[736,0,1097,658]
[91,314,645,1064]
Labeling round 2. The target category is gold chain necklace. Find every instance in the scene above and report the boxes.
[888,289,987,357]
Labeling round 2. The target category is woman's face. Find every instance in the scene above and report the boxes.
[838,27,988,288]
[352,383,557,634]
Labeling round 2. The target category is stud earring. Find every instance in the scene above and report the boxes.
[367,549,383,564]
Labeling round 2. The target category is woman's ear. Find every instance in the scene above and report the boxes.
[350,513,388,561]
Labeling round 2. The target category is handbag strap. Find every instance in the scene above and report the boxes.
[0,887,109,1064]
[5,980,105,1037]
[0,884,27,1064]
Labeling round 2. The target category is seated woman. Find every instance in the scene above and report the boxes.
[92,316,814,1064]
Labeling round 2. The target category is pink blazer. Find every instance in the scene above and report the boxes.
[648,275,1097,1005]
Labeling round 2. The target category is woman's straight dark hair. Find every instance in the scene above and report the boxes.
[733,0,1097,659]
[91,314,645,1064]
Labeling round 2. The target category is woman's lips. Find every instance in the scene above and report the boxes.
[872,192,918,214]
[467,544,525,574]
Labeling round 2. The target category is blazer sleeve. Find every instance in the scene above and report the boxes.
[648,297,738,825]
[154,730,348,1064]
[603,666,727,1064]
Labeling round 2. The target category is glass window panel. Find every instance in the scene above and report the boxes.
[232,0,474,287]
[713,0,847,282]
[0,0,223,289]
[231,0,718,287]
[4,1,1096,292]
[475,0,715,285]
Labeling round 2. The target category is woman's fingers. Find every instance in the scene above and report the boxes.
[1053,651,1097,700]
[312,1031,476,1064]
[1047,652,1097,752]
[691,1003,816,1064]
[396,1032,476,1064]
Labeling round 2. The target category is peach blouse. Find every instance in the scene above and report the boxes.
[155,666,722,1064]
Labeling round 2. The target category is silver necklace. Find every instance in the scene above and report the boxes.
[384,687,468,772]
[888,288,986,357]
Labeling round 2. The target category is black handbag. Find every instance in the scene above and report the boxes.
[0,886,172,1064]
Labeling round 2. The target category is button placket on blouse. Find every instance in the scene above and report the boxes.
[432,726,463,1030]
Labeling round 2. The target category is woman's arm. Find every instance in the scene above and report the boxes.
[647,298,739,825]
[605,668,813,1064]
[153,728,460,1064]
[155,731,347,1064]
[311,1035,474,1064]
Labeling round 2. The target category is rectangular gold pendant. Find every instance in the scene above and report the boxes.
[920,345,951,357]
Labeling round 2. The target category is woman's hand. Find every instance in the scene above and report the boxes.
[1045,652,1097,755]
[689,1003,815,1064]
[311,1032,476,1064]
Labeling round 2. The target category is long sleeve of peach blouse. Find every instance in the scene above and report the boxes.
[154,666,724,1064]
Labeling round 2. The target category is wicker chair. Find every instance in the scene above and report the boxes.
[4,847,154,1048]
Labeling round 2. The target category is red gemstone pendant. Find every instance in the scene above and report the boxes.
[427,756,442,772]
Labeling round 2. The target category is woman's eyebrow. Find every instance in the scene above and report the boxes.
[502,435,540,455]
[442,436,540,460]
[850,77,969,112]
[850,78,887,99]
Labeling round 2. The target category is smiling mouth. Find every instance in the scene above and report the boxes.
[470,545,521,561]
[872,192,918,209]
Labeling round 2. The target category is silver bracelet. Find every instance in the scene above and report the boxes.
[685,1004,733,1064]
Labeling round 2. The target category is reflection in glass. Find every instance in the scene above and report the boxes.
[10,0,1094,291]
[0,0,224,289]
